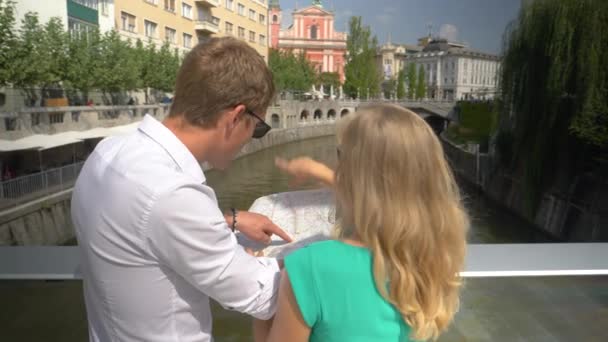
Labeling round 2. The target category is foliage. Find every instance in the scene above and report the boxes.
[0,9,183,103]
[316,72,340,88]
[343,16,380,99]
[447,101,499,147]
[96,30,140,93]
[406,63,417,100]
[416,65,426,100]
[458,101,498,138]
[64,28,101,100]
[0,0,17,86]
[499,0,608,214]
[268,48,316,92]
[396,69,406,100]
[382,79,396,99]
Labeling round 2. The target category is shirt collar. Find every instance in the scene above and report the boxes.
[138,114,206,184]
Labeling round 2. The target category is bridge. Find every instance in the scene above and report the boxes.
[0,189,607,341]
[266,99,455,130]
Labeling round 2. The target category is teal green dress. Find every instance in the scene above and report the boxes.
[284,240,413,342]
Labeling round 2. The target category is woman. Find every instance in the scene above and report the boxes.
[255,104,469,341]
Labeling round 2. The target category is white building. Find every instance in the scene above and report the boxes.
[407,39,501,101]
[13,0,114,35]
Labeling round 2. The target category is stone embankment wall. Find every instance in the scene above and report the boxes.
[441,135,607,242]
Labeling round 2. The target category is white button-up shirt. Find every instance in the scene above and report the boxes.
[71,115,280,342]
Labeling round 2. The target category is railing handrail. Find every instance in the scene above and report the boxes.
[1,103,170,116]
[1,243,606,280]
[1,161,85,188]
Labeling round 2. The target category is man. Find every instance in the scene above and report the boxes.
[71,37,292,342]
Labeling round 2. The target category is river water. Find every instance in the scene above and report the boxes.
[8,135,605,342]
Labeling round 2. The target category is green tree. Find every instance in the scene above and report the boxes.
[396,69,406,99]
[406,63,417,100]
[39,17,68,97]
[317,72,340,95]
[343,16,380,99]
[12,13,47,103]
[382,79,396,99]
[416,65,426,100]
[0,0,17,86]
[65,28,101,102]
[269,48,315,92]
[499,0,608,214]
[96,30,139,100]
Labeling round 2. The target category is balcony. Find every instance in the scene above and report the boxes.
[195,17,219,34]
[195,0,219,7]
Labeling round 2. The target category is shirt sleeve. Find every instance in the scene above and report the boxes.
[284,246,320,327]
[145,183,281,320]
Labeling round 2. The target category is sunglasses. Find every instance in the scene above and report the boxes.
[245,109,272,139]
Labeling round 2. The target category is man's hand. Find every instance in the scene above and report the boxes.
[233,211,293,245]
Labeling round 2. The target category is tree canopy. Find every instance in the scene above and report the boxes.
[343,16,380,99]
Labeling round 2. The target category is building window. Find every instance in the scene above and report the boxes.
[183,33,192,48]
[4,118,16,131]
[144,0,158,5]
[238,26,245,39]
[121,12,136,33]
[273,14,278,23]
[68,17,95,38]
[225,0,234,11]
[259,34,266,46]
[72,0,98,10]
[259,14,265,25]
[225,22,233,35]
[238,3,245,16]
[145,20,157,38]
[249,30,255,42]
[100,0,108,15]
[164,0,176,12]
[249,9,256,21]
[310,25,317,39]
[182,3,192,19]
[165,27,176,44]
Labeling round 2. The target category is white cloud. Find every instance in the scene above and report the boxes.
[439,24,459,42]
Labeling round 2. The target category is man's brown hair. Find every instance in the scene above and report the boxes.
[169,37,275,126]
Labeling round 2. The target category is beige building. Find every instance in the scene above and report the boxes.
[114,0,268,60]
[209,0,269,61]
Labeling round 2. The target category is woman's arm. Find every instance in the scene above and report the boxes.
[253,270,311,342]
[275,157,335,188]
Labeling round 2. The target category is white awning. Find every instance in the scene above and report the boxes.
[0,121,142,152]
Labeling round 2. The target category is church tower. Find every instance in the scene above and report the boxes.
[269,0,282,49]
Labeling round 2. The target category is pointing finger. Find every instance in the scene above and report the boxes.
[267,222,293,242]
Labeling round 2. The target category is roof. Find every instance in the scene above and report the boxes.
[0,121,142,153]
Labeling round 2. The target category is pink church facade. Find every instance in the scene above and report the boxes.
[269,1,347,83]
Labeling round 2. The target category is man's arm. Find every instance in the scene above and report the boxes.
[253,270,311,342]
[146,184,281,319]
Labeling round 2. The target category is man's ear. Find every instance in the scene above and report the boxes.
[219,105,246,129]
[220,105,247,139]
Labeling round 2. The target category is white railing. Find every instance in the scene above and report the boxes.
[0,162,85,208]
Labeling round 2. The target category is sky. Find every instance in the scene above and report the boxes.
[275,0,522,54]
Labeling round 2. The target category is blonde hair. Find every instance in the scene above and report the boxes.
[334,104,468,341]
[170,37,275,127]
